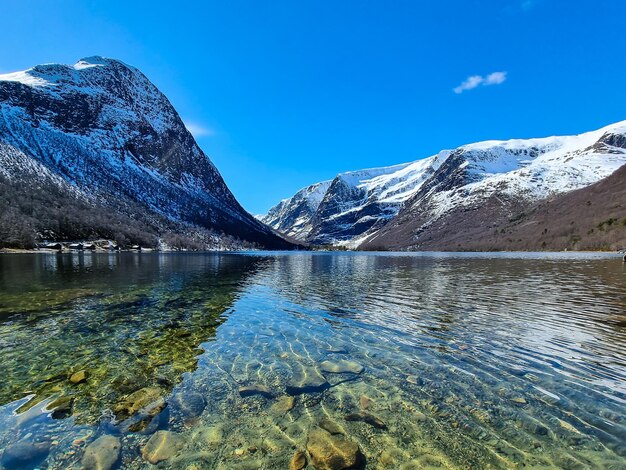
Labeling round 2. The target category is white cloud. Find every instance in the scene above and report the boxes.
[453,71,507,94]
[484,71,507,85]
[184,121,215,138]
[453,75,484,94]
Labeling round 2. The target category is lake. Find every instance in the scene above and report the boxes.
[0,251,625,469]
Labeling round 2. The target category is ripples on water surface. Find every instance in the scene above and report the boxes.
[0,252,625,469]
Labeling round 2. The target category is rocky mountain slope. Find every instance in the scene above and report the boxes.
[266,121,626,250]
[364,160,626,251]
[362,121,626,251]
[260,180,332,241]
[262,153,448,245]
[0,57,292,249]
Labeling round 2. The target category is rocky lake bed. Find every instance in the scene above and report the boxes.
[0,251,625,469]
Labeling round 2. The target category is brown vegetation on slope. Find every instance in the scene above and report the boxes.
[361,164,626,252]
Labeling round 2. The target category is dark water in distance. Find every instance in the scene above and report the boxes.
[0,251,625,469]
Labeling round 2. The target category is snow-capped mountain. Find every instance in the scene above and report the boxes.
[266,121,626,249]
[262,153,447,244]
[260,181,332,240]
[362,120,626,250]
[0,56,292,249]
[416,121,626,218]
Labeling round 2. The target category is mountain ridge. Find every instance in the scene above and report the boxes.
[261,152,448,245]
[265,120,626,250]
[0,56,294,250]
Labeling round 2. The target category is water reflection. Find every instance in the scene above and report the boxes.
[0,253,267,426]
[264,253,626,387]
[0,252,624,469]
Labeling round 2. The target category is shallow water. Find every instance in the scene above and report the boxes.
[0,251,625,469]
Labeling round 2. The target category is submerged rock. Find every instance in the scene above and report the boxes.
[81,435,121,470]
[70,370,88,384]
[319,418,345,435]
[271,395,295,413]
[306,428,365,470]
[0,438,50,469]
[239,385,273,398]
[289,449,307,470]
[141,430,185,464]
[172,391,206,419]
[195,425,224,449]
[557,418,581,434]
[359,395,372,410]
[48,395,74,419]
[126,399,167,433]
[379,448,403,467]
[286,365,330,395]
[345,411,387,429]
[320,360,364,374]
[114,386,163,420]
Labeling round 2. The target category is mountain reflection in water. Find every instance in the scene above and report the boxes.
[0,253,265,426]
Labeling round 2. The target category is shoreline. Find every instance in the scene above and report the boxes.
[1,248,622,255]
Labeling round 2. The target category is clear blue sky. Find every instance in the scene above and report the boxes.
[2,1,625,214]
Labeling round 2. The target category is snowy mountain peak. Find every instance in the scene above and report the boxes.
[262,180,332,240]
[0,57,130,89]
[360,120,626,250]
[0,56,293,249]
[75,56,119,67]
[262,154,445,244]
[266,120,626,247]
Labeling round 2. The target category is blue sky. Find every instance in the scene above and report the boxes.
[2,1,625,214]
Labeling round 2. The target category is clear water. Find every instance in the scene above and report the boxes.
[0,252,625,469]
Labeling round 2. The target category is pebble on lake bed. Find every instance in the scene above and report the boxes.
[307,427,365,470]
[193,425,224,449]
[320,360,364,374]
[359,395,372,410]
[289,449,307,470]
[271,395,295,413]
[48,395,74,419]
[345,411,387,429]
[81,435,121,470]
[70,370,88,384]
[286,365,330,395]
[172,391,206,419]
[141,430,185,464]
[239,384,273,398]
[113,386,163,420]
[319,418,345,436]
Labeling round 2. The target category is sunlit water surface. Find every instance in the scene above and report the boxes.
[0,252,625,469]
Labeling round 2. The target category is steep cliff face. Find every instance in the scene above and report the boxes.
[0,56,292,249]
[262,154,446,245]
[260,181,332,241]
